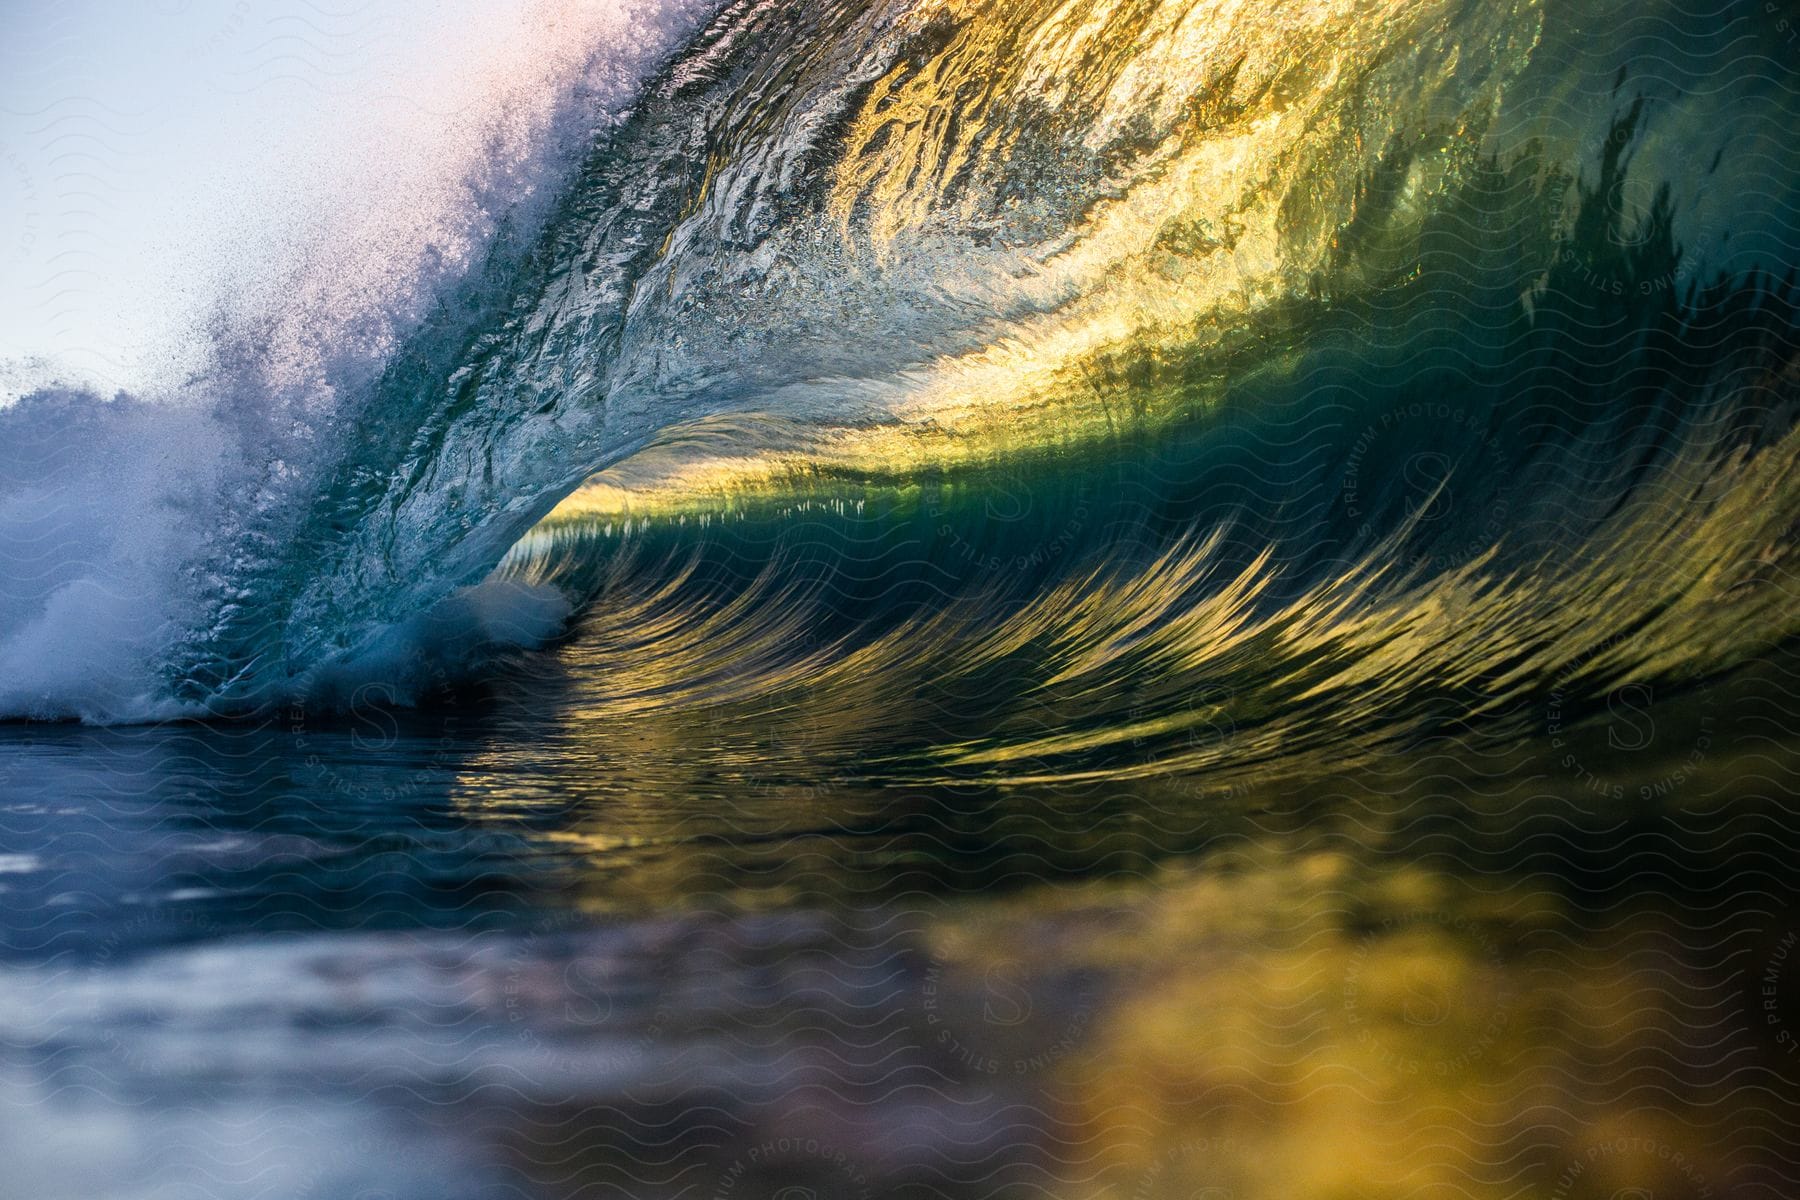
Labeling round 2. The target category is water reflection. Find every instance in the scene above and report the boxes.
[4,645,1799,1197]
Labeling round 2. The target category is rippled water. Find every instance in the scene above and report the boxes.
[5,0,1800,1195]
[6,639,1800,1199]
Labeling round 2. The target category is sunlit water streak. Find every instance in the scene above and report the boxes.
[1,0,1799,1197]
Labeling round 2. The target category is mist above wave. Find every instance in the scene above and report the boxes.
[0,0,719,721]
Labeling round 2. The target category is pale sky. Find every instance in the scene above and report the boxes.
[0,0,707,403]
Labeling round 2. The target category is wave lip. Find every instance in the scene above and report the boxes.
[3,0,1799,730]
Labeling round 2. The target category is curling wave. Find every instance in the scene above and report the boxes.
[1,0,1797,775]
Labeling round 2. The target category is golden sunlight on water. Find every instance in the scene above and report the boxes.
[535,0,1549,533]
[5,0,1799,1196]
[1054,842,1765,1200]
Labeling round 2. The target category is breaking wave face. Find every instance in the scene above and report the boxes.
[2,0,1799,788]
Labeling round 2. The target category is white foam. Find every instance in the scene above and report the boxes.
[0,2,718,722]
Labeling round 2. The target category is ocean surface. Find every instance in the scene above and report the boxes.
[4,0,1800,1196]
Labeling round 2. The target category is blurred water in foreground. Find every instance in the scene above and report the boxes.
[4,639,1800,1200]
